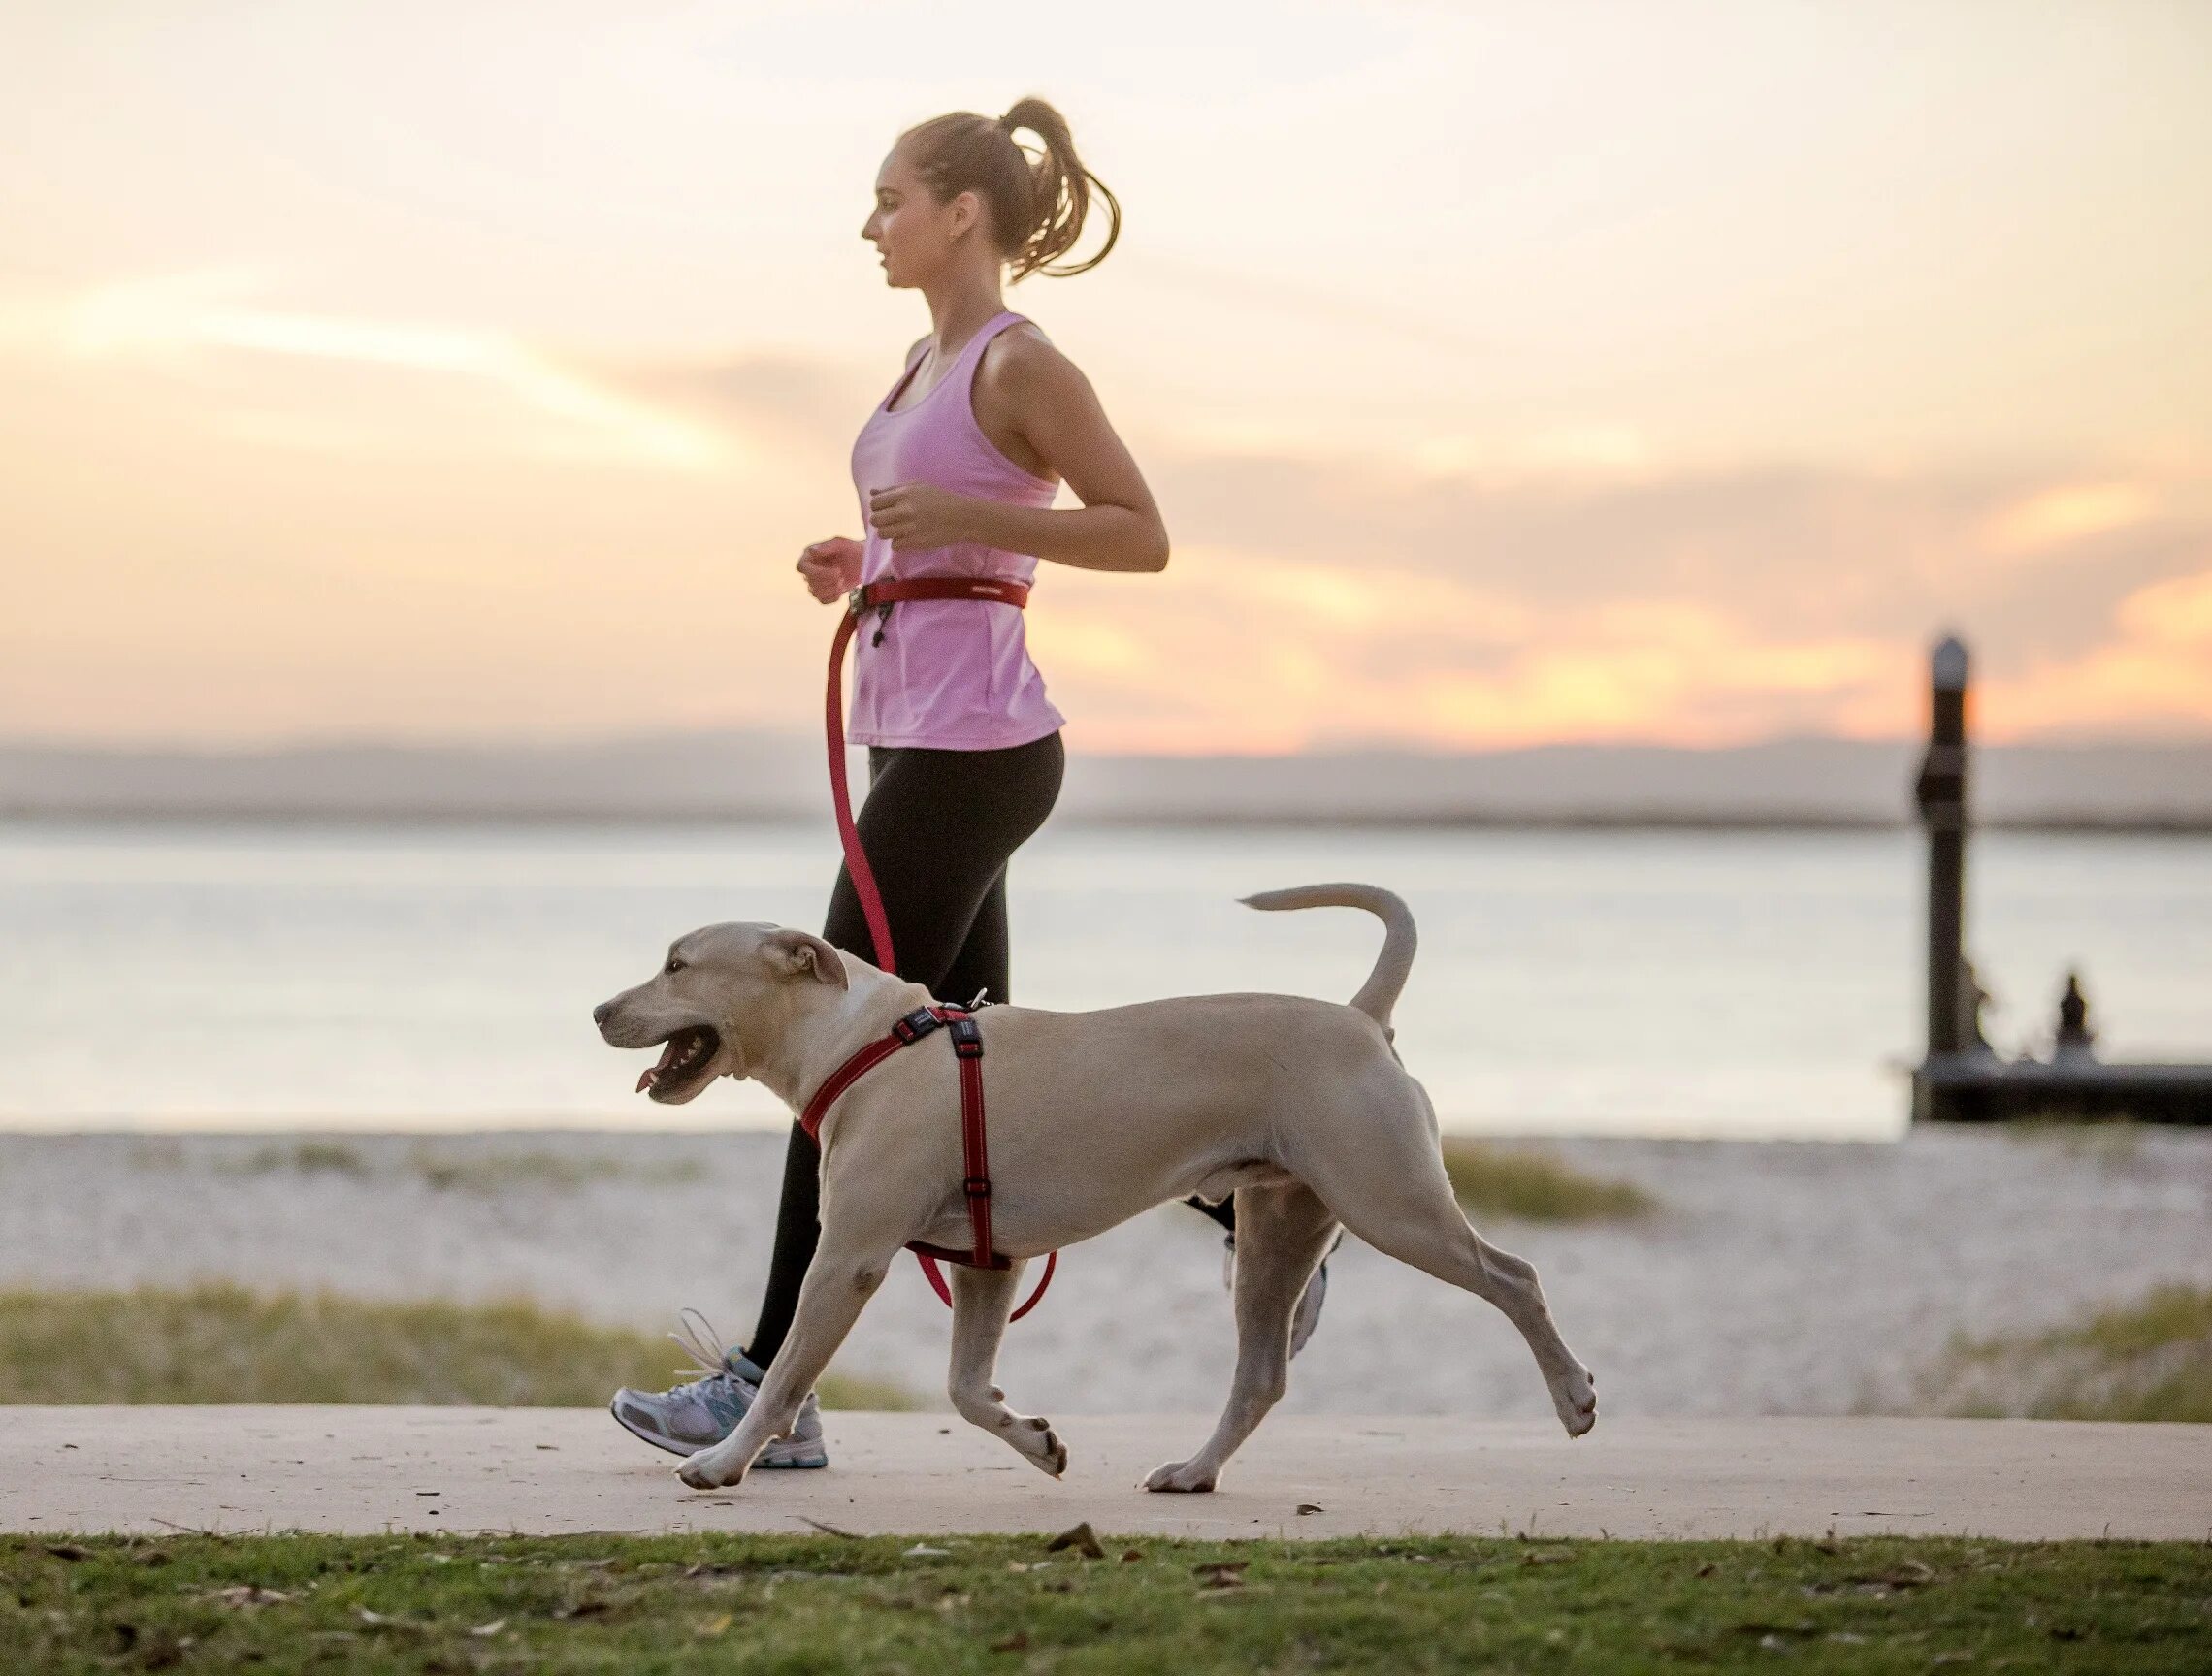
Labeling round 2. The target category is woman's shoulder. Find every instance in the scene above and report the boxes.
[975,317,1067,392]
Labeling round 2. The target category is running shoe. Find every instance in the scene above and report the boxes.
[607,1308,827,1466]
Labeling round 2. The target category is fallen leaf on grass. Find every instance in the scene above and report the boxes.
[1733,1621,1817,1639]
[469,1619,506,1637]
[44,1544,91,1562]
[1193,1562,1249,1589]
[1871,1560,1936,1589]
[902,1543,951,1559]
[553,1598,611,1620]
[1046,1521,1104,1559]
[131,1630,194,1669]
[990,1631,1030,1652]
[1120,1549,1144,1563]
[211,1585,292,1608]
[696,1613,732,1637]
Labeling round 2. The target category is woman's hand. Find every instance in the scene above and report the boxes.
[866,483,977,553]
[796,537,863,603]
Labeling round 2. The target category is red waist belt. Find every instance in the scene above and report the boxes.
[819,574,1054,1321]
[796,999,1056,1322]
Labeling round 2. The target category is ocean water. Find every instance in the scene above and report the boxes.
[1,820,2204,1139]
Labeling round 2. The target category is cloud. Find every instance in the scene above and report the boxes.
[1983,482,2157,555]
[55,271,731,470]
[1978,569,2212,738]
[5,321,2208,748]
[1030,546,1913,752]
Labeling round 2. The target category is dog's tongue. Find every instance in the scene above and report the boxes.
[636,1039,681,1093]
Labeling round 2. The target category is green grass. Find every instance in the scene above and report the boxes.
[3,1532,2205,1673]
[1926,1283,2212,1424]
[178,1140,708,1193]
[0,1286,913,1410]
[1438,1140,1659,1224]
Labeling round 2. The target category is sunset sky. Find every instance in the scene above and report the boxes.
[3,0,2208,754]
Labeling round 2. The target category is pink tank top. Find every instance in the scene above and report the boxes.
[846,310,1068,750]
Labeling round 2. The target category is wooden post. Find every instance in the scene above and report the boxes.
[1912,636,1968,1118]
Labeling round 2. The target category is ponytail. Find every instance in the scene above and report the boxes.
[900,95,1122,282]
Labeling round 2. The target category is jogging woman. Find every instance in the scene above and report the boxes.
[610,97,1330,1467]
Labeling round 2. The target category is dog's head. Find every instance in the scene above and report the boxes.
[592,921,848,1104]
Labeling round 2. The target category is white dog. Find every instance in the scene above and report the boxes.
[593,883,1596,1493]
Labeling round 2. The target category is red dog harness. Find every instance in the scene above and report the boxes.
[795,1000,1055,1322]
[817,574,1056,1320]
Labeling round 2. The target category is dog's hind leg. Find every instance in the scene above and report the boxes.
[1143,1181,1339,1493]
[676,1225,905,1491]
[1309,1114,1596,1437]
[946,1261,1068,1478]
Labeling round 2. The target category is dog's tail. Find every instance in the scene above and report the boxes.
[1236,883,1415,1043]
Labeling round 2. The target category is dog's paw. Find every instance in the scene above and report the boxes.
[1553,1364,1598,1439]
[1141,1458,1218,1494]
[677,1452,743,1491]
[1001,1414,1066,1477]
[1032,1422,1069,1479]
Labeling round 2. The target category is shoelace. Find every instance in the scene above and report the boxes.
[665,1306,748,1393]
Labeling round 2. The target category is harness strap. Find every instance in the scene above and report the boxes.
[793,1000,1055,1321]
[824,574,1030,979]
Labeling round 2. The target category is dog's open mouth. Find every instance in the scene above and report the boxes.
[636,1026,720,1097]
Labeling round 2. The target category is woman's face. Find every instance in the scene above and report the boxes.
[861,147,980,288]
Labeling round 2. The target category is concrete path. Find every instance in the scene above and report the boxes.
[5,1409,2207,1542]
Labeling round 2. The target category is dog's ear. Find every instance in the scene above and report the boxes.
[763,928,848,989]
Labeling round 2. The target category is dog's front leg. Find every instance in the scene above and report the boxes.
[946,1261,1067,1478]
[676,1230,901,1492]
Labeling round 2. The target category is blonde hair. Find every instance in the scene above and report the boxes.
[897,95,1121,282]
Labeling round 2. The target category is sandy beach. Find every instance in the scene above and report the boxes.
[3,1127,2207,1419]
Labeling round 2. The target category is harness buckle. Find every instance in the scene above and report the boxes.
[948,1016,984,1058]
[962,1176,992,1198]
[892,1007,941,1044]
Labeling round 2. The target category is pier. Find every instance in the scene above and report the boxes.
[1910,635,2212,1124]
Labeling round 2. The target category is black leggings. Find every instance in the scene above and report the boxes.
[744,727,1067,1369]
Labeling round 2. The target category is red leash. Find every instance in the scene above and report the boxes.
[797,1002,1056,1323]
[826,575,1029,979]
[819,574,1055,1320]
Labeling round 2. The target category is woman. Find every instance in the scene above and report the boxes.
[610,97,1330,1468]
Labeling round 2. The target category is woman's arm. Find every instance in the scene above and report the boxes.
[866,334,1170,573]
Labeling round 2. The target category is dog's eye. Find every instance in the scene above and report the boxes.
[665,956,686,975]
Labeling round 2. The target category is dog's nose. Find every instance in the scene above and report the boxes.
[592,999,614,1029]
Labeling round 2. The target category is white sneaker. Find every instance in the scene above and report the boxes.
[606,1309,827,1466]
